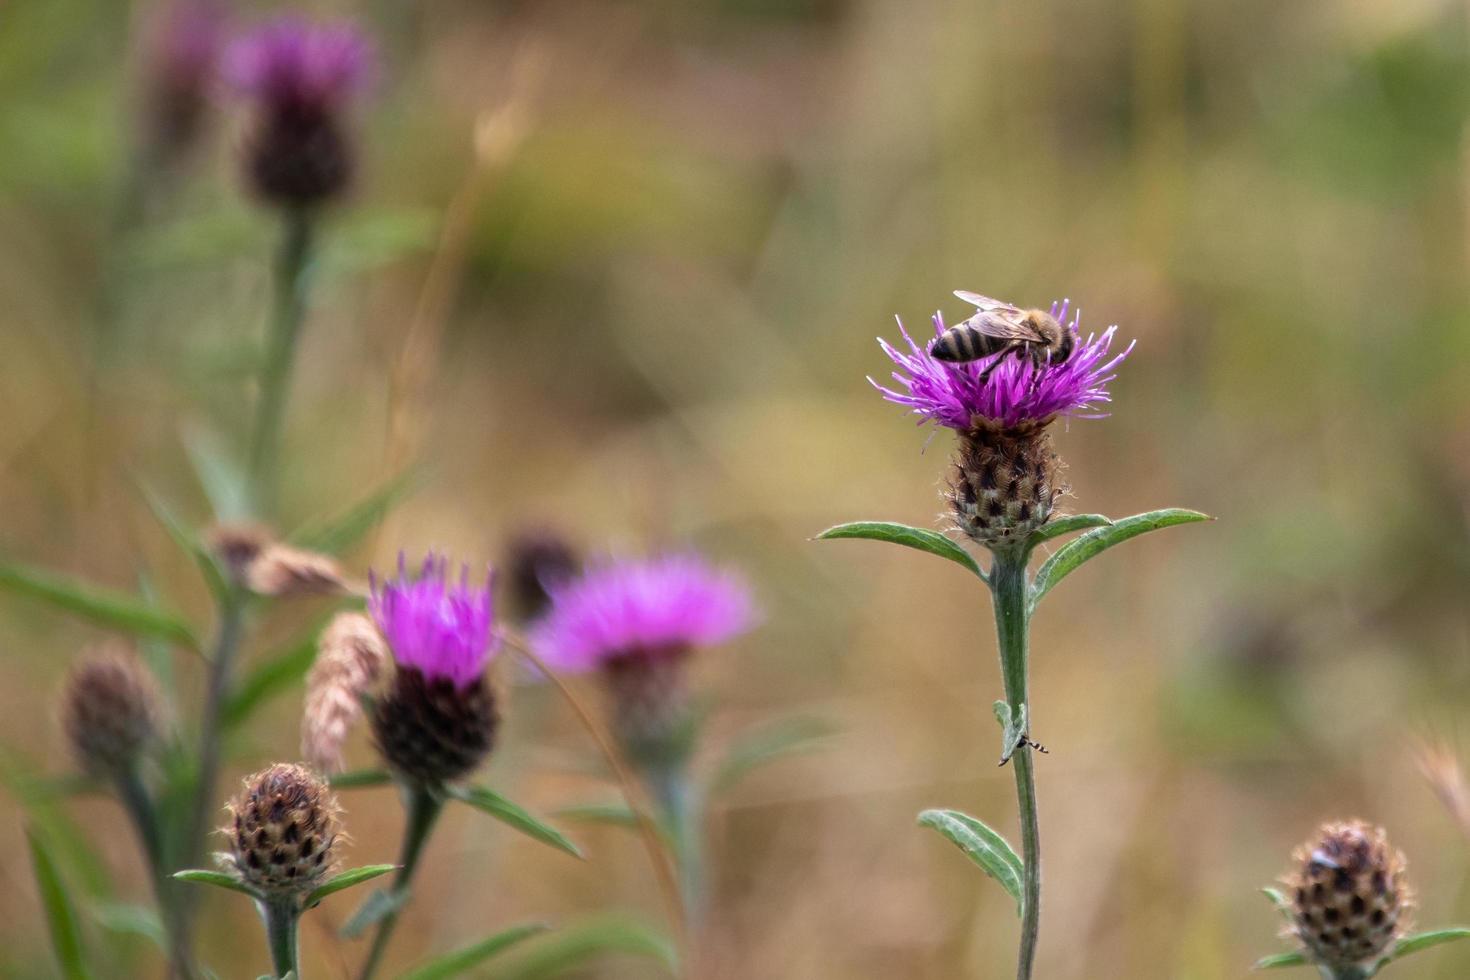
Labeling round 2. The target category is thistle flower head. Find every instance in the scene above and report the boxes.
[224,763,340,900]
[1282,820,1412,970]
[529,554,756,674]
[872,298,1132,430]
[61,648,163,778]
[224,16,372,207]
[369,553,498,690]
[225,17,372,112]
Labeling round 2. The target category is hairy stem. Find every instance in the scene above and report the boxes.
[358,782,444,980]
[263,895,301,979]
[249,208,315,517]
[990,549,1041,980]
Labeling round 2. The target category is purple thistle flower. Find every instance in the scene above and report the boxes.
[871,298,1134,430]
[225,17,372,112]
[530,555,756,674]
[369,553,497,689]
[224,16,373,206]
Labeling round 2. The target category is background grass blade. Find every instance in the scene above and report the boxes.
[399,922,550,980]
[27,825,90,980]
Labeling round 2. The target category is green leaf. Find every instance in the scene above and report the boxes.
[1252,951,1308,969]
[815,522,985,581]
[916,809,1023,915]
[1388,927,1470,961]
[399,922,551,980]
[27,825,90,979]
[304,864,398,908]
[181,425,251,522]
[136,481,230,604]
[3,748,113,900]
[222,626,324,730]
[1029,509,1211,608]
[290,469,421,556]
[553,802,642,829]
[341,888,409,939]
[0,561,199,650]
[446,785,583,859]
[710,716,833,796]
[994,701,1027,766]
[91,902,165,950]
[172,869,260,899]
[318,207,438,279]
[487,916,676,980]
[329,769,393,789]
[1028,513,1113,546]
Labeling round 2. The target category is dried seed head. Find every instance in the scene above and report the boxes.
[302,613,389,772]
[61,648,163,777]
[247,543,347,598]
[370,666,498,786]
[225,763,340,900]
[1284,821,1412,970]
[949,418,1066,550]
[604,649,693,769]
[503,528,578,621]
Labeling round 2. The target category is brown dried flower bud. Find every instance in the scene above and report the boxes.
[302,613,389,772]
[1283,820,1412,970]
[370,667,498,787]
[224,763,340,900]
[949,418,1065,550]
[61,648,163,777]
[247,543,347,598]
[206,521,275,583]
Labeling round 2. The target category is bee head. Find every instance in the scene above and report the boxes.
[1030,311,1074,363]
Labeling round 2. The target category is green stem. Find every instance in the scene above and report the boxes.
[358,783,444,980]
[115,766,197,979]
[249,208,315,518]
[990,549,1041,980]
[1320,966,1374,980]
[647,761,705,933]
[263,896,301,979]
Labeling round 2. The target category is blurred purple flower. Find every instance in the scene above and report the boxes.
[871,299,1133,430]
[530,555,756,673]
[140,1,224,155]
[369,553,497,689]
[225,17,372,112]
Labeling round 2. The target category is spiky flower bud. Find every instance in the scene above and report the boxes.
[224,763,340,901]
[61,649,163,778]
[1283,821,1412,971]
[950,418,1065,548]
[367,554,499,785]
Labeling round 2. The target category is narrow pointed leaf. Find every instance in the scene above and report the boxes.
[1388,927,1470,960]
[816,522,985,581]
[304,864,397,908]
[399,922,551,979]
[917,809,1023,915]
[1261,887,1293,921]
[291,469,421,555]
[710,716,833,795]
[222,628,323,730]
[1030,509,1211,608]
[341,888,409,939]
[329,769,393,789]
[135,482,230,603]
[1028,513,1113,546]
[27,826,90,979]
[172,869,260,899]
[446,785,583,859]
[0,562,199,650]
[1252,951,1308,969]
[182,425,251,522]
[554,802,641,829]
[487,916,676,979]
[91,902,165,949]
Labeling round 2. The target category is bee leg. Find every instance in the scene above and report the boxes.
[998,731,1049,767]
[975,346,1014,386]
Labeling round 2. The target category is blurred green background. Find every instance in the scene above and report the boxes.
[4,0,1470,976]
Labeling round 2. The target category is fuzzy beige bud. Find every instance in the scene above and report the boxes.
[1284,821,1412,970]
[61,648,163,777]
[302,613,389,772]
[949,418,1065,549]
[225,763,340,900]
[247,543,347,598]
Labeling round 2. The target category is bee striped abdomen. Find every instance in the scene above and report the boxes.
[931,326,990,362]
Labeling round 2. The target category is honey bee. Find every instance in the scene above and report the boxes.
[930,290,1076,383]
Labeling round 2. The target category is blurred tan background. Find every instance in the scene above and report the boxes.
[4,0,1470,977]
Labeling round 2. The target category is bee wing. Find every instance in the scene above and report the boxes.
[969,310,1046,342]
[953,290,1021,314]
